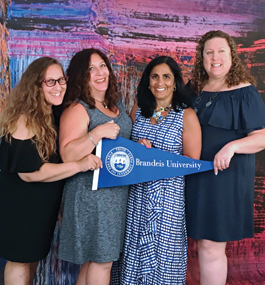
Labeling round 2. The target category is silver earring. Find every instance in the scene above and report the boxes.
[148,86,150,89]
[173,86,176,91]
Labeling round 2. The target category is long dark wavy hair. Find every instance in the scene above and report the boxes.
[63,48,119,111]
[137,56,190,118]
[191,30,256,94]
[0,57,64,161]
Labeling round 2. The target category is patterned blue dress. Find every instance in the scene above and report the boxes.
[120,107,187,285]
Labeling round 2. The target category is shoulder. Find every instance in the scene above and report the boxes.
[116,99,126,113]
[61,102,89,122]
[225,83,259,99]
[183,108,201,135]
[12,114,35,140]
[129,103,139,123]
[183,107,199,128]
[229,82,251,90]
[183,107,197,120]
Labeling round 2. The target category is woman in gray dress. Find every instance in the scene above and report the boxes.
[58,48,132,285]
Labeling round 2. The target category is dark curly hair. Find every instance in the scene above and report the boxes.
[191,30,256,94]
[137,56,190,118]
[63,48,119,111]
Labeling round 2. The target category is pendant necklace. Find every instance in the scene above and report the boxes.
[194,91,219,113]
[94,98,108,108]
[152,104,172,123]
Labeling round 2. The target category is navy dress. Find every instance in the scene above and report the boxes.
[0,137,64,262]
[186,85,265,242]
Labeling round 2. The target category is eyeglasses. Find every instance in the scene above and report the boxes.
[43,77,68,87]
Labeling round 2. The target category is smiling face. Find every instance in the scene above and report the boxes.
[88,53,110,97]
[203,37,232,80]
[149,63,175,107]
[42,64,66,106]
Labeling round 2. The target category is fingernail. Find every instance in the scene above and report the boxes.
[215,173,218,175]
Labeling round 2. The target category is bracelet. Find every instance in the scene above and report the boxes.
[88,132,97,147]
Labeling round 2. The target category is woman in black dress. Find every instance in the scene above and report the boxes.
[186,30,265,285]
[0,57,102,284]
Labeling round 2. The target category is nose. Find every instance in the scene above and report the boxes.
[95,67,103,75]
[157,76,164,85]
[53,81,63,89]
[213,51,219,60]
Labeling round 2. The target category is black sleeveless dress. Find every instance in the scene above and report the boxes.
[186,85,265,242]
[0,137,64,262]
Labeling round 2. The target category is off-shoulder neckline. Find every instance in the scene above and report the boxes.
[202,85,254,94]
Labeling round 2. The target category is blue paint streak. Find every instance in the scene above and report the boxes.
[8,2,96,20]
[180,55,192,62]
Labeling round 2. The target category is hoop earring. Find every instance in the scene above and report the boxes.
[173,86,176,91]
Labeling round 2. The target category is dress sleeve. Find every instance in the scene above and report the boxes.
[206,86,265,133]
[0,137,44,173]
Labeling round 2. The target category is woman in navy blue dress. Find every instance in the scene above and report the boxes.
[186,30,265,285]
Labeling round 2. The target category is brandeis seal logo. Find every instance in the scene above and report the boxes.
[105,147,134,177]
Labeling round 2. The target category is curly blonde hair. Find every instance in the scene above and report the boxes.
[191,30,256,94]
[0,57,65,161]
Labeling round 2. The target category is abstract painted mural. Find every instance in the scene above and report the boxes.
[1,0,265,284]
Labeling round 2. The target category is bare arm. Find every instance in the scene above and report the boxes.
[129,102,138,123]
[12,113,102,182]
[130,103,153,148]
[182,108,202,159]
[59,103,120,162]
[18,154,102,182]
[214,128,265,174]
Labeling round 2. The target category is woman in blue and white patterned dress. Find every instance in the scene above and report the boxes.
[119,56,201,284]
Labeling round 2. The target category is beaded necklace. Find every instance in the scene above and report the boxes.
[152,104,172,123]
